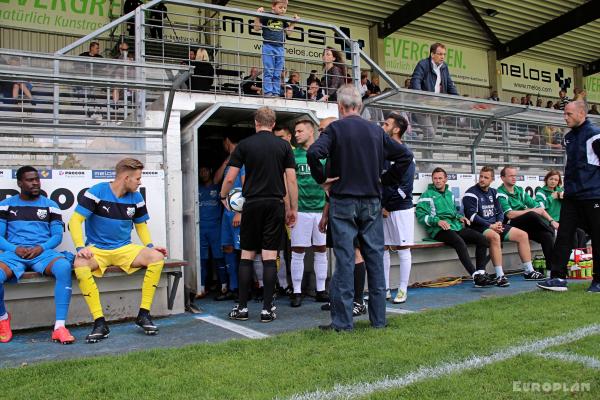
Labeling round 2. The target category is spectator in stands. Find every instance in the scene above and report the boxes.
[283,85,294,99]
[497,166,556,279]
[123,0,143,37]
[148,2,168,39]
[306,70,320,87]
[111,42,133,106]
[0,166,75,344]
[520,97,527,105]
[510,97,519,104]
[488,90,500,101]
[525,94,533,106]
[573,90,587,102]
[254,1,299,97]
[197,166,226,299]
[190,48,214,92]
[287,71,304,99]
[535,170,587,249]
[381,112,415,303]
[536,98,543,107]
[69,158,168,342]
[410,43,458,95]
[404,78,411,89]
[367,74,381,97]
[221,107,298,323]
[217,134,245,301]
[79,42,103,58]
[288,120,329,307]
[463,166,543,286]
[7,57,36,106]
[546,100,554,108]
[557,89,570,110]
[538,102,600,293]
[416,167,495,288]
[359,71,369,99]
[410,43,458,149]
[307,84,413,331]
[306,80,323,101]
[542,126,563,149]
[242,67,262,96]
[590,104,600,115]
[321,47,346,102]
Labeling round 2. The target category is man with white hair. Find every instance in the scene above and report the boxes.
[307,84,413,331]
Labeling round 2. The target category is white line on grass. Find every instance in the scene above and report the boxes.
[385,307,414,314]
[195,315,270,339]
[283,324,600,400]
[538,351,600,369]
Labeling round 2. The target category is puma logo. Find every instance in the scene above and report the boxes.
[9,210,17,216]
[102,206,110,213]
[594,203,599,209]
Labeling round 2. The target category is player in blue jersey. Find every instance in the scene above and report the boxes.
[0,166,74,344]
[216,134,246,301]
[463,166,539,286]
[69,158,167,343]
[197,166,226,299]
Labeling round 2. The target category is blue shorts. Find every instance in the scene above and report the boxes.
[0,249,72,282]
[221,210,241,250]
[200,224,223,259]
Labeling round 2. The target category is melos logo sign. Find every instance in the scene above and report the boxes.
[500,56,574,97]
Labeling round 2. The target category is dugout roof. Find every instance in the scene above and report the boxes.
[228,0,600,73]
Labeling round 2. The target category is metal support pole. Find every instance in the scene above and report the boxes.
[135,7,146,129]
[470,117,493,174]
[351,41,361,90]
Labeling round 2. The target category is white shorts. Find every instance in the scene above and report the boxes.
[290,212,326,247]
[383,208,415,246]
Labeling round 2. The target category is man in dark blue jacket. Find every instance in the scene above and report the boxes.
[410,42,459,158]
[307,84,413,331]
[539,102,600,292]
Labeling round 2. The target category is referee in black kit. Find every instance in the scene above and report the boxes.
[220,107,298,322]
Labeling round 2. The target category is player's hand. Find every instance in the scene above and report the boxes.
[460,217,471,226]
[77,247,94,259]
[491,222,504,234]
[382,208,389,218]
[154,246,168,257]
[232,212,241,228]
[15,246,29,259]
[551,220,559,230]
[257,7,264,12]
[438,220,451,230]
[221,198,231,212]
[551,191,559,199]
[320,177,339,196]
[286,209,297,228]
[24,245,43,260]
[318,216,328,233]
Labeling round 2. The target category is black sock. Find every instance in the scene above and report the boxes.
[238,259,254,308]
[94,316,106,326]
[262,259,277,311]
[137,308,149,318]
[354,262,366,303]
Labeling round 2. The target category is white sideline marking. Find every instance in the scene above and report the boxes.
[385,307,414,315]
[195,315,270,339]
[283,324,600,400]
[538,351,600,369]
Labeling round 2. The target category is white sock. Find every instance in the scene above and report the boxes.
[494,266,504,277]
[523,261,534,273]
[54,320,65,330]
[221,283,227,291]
[277,250,288,287]
[291,252,305,293]
[314,251,328,292]
[383,250,391,289]
[398,249,412,293]
[472,270,485,278]
[254,256,263,287]
[0,312,8,321]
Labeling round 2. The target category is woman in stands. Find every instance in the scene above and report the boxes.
[321,47,346,102]
[191,48,214,92]
[536,170,587,249]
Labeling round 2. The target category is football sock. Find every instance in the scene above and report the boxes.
[0,269,6,316]
[398,249,412,294]
[291,251,305,294]
[383,250,391,289]
[75,267,104,320]
[224,251,239,291]
[238,259,254,308]
[353,262,366,303]
[523,261,535,273]
[51,258,72,322]
[54,320,65,330]
[494,265,505,277]
[314,251,328,292]
[140,259,164,311]
[200,258,208,287]
[214,258,227,289]
[277,250,288,287]
[262,259,277,311]
[253,256,263,287]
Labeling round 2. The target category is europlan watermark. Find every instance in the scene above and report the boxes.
[513,381,591,393]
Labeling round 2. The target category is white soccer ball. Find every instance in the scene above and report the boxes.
[228,188,245,212]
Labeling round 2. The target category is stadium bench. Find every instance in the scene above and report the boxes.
[19,258,186,310]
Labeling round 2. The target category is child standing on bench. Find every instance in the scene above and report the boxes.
[254,1,299,97]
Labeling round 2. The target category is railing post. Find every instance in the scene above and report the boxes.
[351,40,361,90]
[135,6,146,128]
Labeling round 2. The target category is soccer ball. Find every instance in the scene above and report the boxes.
[228,188,245,212]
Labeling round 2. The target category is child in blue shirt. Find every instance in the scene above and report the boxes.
[254,1,299,96]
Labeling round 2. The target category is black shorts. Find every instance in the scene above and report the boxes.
[240,198,285,251]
